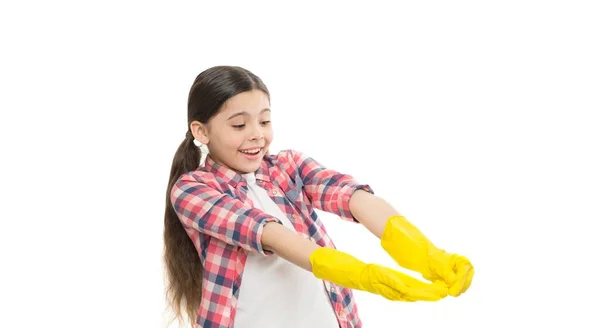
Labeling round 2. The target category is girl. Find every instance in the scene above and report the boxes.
[164,66,474,328]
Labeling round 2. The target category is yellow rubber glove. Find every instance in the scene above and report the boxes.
[380,215,474,297]
[309,247,448,302]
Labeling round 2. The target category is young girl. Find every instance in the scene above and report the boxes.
[164,66,474,328]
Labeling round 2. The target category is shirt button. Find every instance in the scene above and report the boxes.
[270,189,277,196]
[330,286,335,292]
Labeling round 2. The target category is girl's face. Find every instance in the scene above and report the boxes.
[195,89,273,174]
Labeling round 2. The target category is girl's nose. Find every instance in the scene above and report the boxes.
[248,124,264,140]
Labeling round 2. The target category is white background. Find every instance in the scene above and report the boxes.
[1,1,599,327]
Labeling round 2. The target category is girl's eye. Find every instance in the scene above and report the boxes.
[232,124,245,129]
[261,121,271,126]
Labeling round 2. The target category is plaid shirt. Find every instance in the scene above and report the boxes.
[171,149,374,328]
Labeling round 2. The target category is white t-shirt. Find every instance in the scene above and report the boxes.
[234,172,340,328]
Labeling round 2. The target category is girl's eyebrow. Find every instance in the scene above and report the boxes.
[227,108,271,120]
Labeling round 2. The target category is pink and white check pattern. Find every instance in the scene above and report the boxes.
[171,149,374,328]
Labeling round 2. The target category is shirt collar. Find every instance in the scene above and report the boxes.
[204,154,271,187]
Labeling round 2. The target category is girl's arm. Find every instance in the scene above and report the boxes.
[348,189,475,297]
[348,189,400,238]
[260,220,448,302]
[261,222,319,271]
[282,149,374,223]
[259,189,397,271]
[171,173,282,255]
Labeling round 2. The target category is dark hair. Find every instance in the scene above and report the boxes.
[163,66,270,326]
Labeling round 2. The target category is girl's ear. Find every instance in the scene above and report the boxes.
[190,120,210,145]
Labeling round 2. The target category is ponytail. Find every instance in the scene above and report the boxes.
[163,132,203,327]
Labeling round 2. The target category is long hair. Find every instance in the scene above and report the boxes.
[163,66,270,327]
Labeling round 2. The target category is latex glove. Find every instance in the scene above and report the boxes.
[380,215,474,296]
[309,247,448,302]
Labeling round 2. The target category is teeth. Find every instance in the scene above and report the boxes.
[240,148,261,154]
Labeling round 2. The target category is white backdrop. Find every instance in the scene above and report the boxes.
[1,1,599,327]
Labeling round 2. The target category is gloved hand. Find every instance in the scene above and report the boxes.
[380,215,474,297]
[309,246,448,302]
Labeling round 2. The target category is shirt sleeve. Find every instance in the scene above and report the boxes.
[170,173,282,255]
[284,149,374,223]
